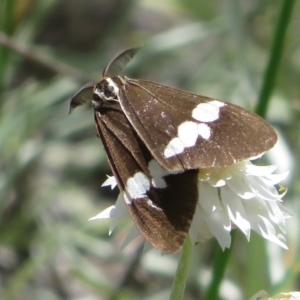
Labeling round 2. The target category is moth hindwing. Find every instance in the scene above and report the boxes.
[70,48,277,253]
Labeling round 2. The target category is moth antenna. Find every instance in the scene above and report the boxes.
[69,82,94,114]
[102,47,142,78]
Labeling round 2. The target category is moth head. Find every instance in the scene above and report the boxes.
[92,78,119,107]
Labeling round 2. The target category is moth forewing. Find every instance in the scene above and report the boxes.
[116,78,278,172]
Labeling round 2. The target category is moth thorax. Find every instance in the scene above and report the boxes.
[92,78,119,108]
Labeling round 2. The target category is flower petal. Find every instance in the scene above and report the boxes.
[222,188,251,240]
[189,204,205,244]
[261,171,289,186]
[204,209,231,250]
[245,164,278,176]
[255,215,288,249]
[102,175,117,189]
[226,175,256,199]
[121,225,141,250]
[198,182,222,213]
[89,205,115,220]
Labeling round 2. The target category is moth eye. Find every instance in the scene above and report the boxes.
[104,85,117,99]
[92,92,101,102]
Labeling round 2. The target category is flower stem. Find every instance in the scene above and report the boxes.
[255,0,295,118]
[169,236,194,300]
[204,232,235,300]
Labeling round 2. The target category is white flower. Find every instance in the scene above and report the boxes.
[90,160,290,251]
[190,160,290,250]
[248,290,300,300]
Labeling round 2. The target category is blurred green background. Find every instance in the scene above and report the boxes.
[0,0,299,299]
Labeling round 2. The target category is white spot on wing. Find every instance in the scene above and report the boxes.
[164,120,213,158]
[164,121,198,158]
[163,101,225,158]
[192,100,225,122]
[198,123,211,140]
[178,121,198,147]
[126,172,150,200]
[124,161,170,204]
[164,137,184,158]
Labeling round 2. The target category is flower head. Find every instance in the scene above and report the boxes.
[190,160,290,250]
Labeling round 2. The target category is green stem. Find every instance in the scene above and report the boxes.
[204,232,235,300]
[169,237,194,300]
[255,0,295,118]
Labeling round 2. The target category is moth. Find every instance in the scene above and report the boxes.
[70,47,277,254]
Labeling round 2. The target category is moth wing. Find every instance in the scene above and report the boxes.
[95,102,198,253]
[118,78,277,172]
